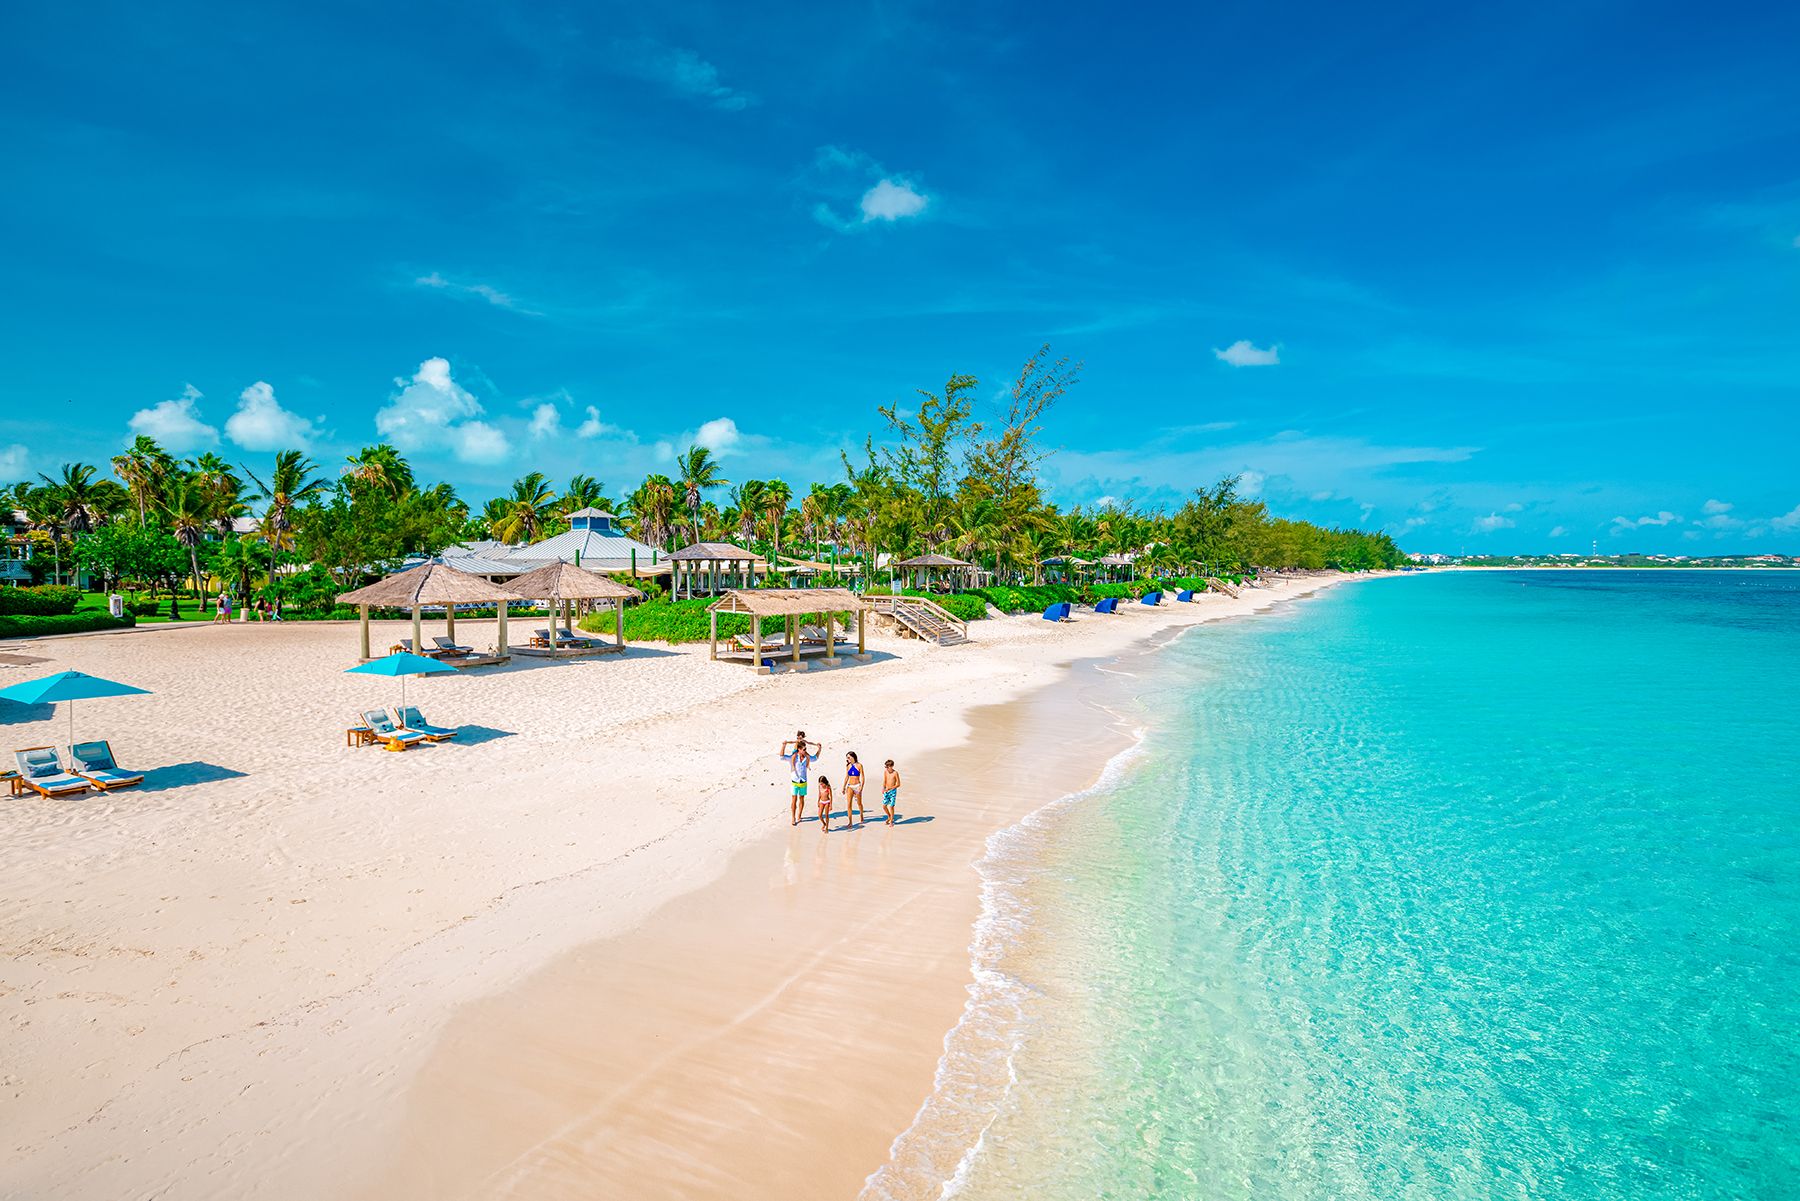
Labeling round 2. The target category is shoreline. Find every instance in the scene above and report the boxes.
[0,574,1377,1199]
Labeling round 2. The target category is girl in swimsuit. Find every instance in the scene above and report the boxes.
[844,752,865,828]
[816,776,834,832]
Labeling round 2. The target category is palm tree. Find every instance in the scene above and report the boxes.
[676,445,729,543]
[190,453,247,539]
[761,479,792,559]
[490,472,558,543]
[19,485,67,585]
[343,444,414,498]
[625,475,678,548]
[38,463,106,534]
[245,451,327,552]
[730,480,765,547]
[161,475,213,605]
[112,436,173,524]
[560,474,611,515]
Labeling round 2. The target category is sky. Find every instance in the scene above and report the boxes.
[3,0,1798,554]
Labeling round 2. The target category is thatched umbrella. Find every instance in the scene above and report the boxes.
[669,541,767,599]
[338,560,527,660]
[508,560,642,650]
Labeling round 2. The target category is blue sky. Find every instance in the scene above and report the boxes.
[3,0,1798,553]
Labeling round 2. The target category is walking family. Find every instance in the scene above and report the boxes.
[780,731,901,831]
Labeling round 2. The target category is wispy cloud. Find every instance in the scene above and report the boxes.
[810,146,931,231]
[1610,510,1680,532]
[611,38,753,111]
[0,443,29,481]
[1773,503,1800,531]
[376,357,511,465]
[1473,513,1515,532]
[415,272,541,316]
[1214,340,1280,367]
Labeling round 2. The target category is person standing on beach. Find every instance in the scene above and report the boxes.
[781,732,820,826]
[844,752,866,828]
[815,776,834,832]
[882,759,901,825]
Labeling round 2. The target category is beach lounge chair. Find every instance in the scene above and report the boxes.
[12,746,90,797]
[799,623,843,645]
[1093,597,1119,615]
[394,706,458,742]
[1041,602,1072,622]
[1141,591,1162,606]
[391,638,449,657]
[359,710,427,750]
[730,633,787,653]
[431,635,474,657]
[1175,589,1195,603]
[67,740,145,790]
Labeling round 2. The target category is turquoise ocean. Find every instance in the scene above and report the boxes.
[869,571,1800,1201]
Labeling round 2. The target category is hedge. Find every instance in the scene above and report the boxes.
[0,611,136,639]
[0,585,81,616]
[582,598,856,645]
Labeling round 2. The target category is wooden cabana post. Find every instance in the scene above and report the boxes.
[338,560,526,666]
[507,560,642,657]
[705,587,870,674]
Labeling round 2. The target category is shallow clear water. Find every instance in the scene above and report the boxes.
[879,571,1800,1201]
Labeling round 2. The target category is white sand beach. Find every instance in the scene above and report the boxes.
[0,575,1358,1200]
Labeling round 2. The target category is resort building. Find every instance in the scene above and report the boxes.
[431,508,668,583]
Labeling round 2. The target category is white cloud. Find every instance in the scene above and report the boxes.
[225,381,318,451]
[529,402,561,439]
[1770,503,1800,531]
[376,357,512,464]
[574,404,633,441]
[1094,494,1120,509]
[860,179,928,222]
[0,443,28,482]
[415,272,539,315]
[1238,470,1266,497]
[1549,525,1569,537]
[1610,511,1680,532]
[1793,234,1800,249]
[613,38,752,110]
[1473,513,1515,532]
[1701,498,1733,516]
[1213,340,1281,368]
[1310,490,1333,501]
[128,385,219,452]
[1503,502,1524,512]
[693,417,741,454]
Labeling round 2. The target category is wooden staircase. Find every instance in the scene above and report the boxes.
[1205,577,1240,599]
[865,595,971,646]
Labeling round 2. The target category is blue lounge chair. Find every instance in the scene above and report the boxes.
[1041,602,1072,622]
[1141,591,1162,606]
[395,706,458,742]
[1175,589,1195,602]
[12,746,90,797]
[1093,597,1119,614]
[68,740,145,790]
[360,710,427,750]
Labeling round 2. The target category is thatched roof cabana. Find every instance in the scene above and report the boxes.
[704,587,870,671]
[508,560,642,652]
[892,552,971,568]
[338,561,526,662]
[669,541,768,599]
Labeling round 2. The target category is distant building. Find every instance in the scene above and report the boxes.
[432,509,665,582]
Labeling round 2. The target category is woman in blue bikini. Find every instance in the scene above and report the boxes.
[844,752,866,828]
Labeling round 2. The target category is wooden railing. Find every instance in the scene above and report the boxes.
[863,594,970,644]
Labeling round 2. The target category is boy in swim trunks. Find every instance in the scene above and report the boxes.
[882,759,900,825]
[781,732,820,826]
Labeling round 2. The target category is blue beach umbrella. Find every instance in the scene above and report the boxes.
[344,651,456,715]
[0,670,152,750]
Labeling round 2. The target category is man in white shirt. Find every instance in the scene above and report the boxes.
[780,731,821,826]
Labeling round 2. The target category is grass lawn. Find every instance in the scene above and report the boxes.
[73,592,200,624]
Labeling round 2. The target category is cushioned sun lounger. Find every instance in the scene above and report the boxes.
[431,636,474,656]
[12,746,91,797]
[394,706,458,742]
[68,740,145,790]
[360,710,427,749]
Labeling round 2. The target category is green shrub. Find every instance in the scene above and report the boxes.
[863,586,990,623]
[0,611,136,639]
[972,584,1080,614]
[0,585,81,616]
[126,599,161,617]
[585,598,857,645]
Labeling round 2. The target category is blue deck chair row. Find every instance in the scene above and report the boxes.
[12,741,144,797]
[1041,601,1073,622]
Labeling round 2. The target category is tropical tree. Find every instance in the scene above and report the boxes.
[245,451,327,552]
[112,436,174,524]
[625,474,678,549]
[761,478,792,559]
[190,453,247,539]
[37,463,112,534]
[343,444,415,499]
[559,474,611,516]
[161,474,213,604]
[676,445,729,543]
[489,472,558,543]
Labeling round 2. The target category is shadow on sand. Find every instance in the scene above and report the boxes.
[449,725,515,746]
[138,762,250,792]
[0,700,55,726]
